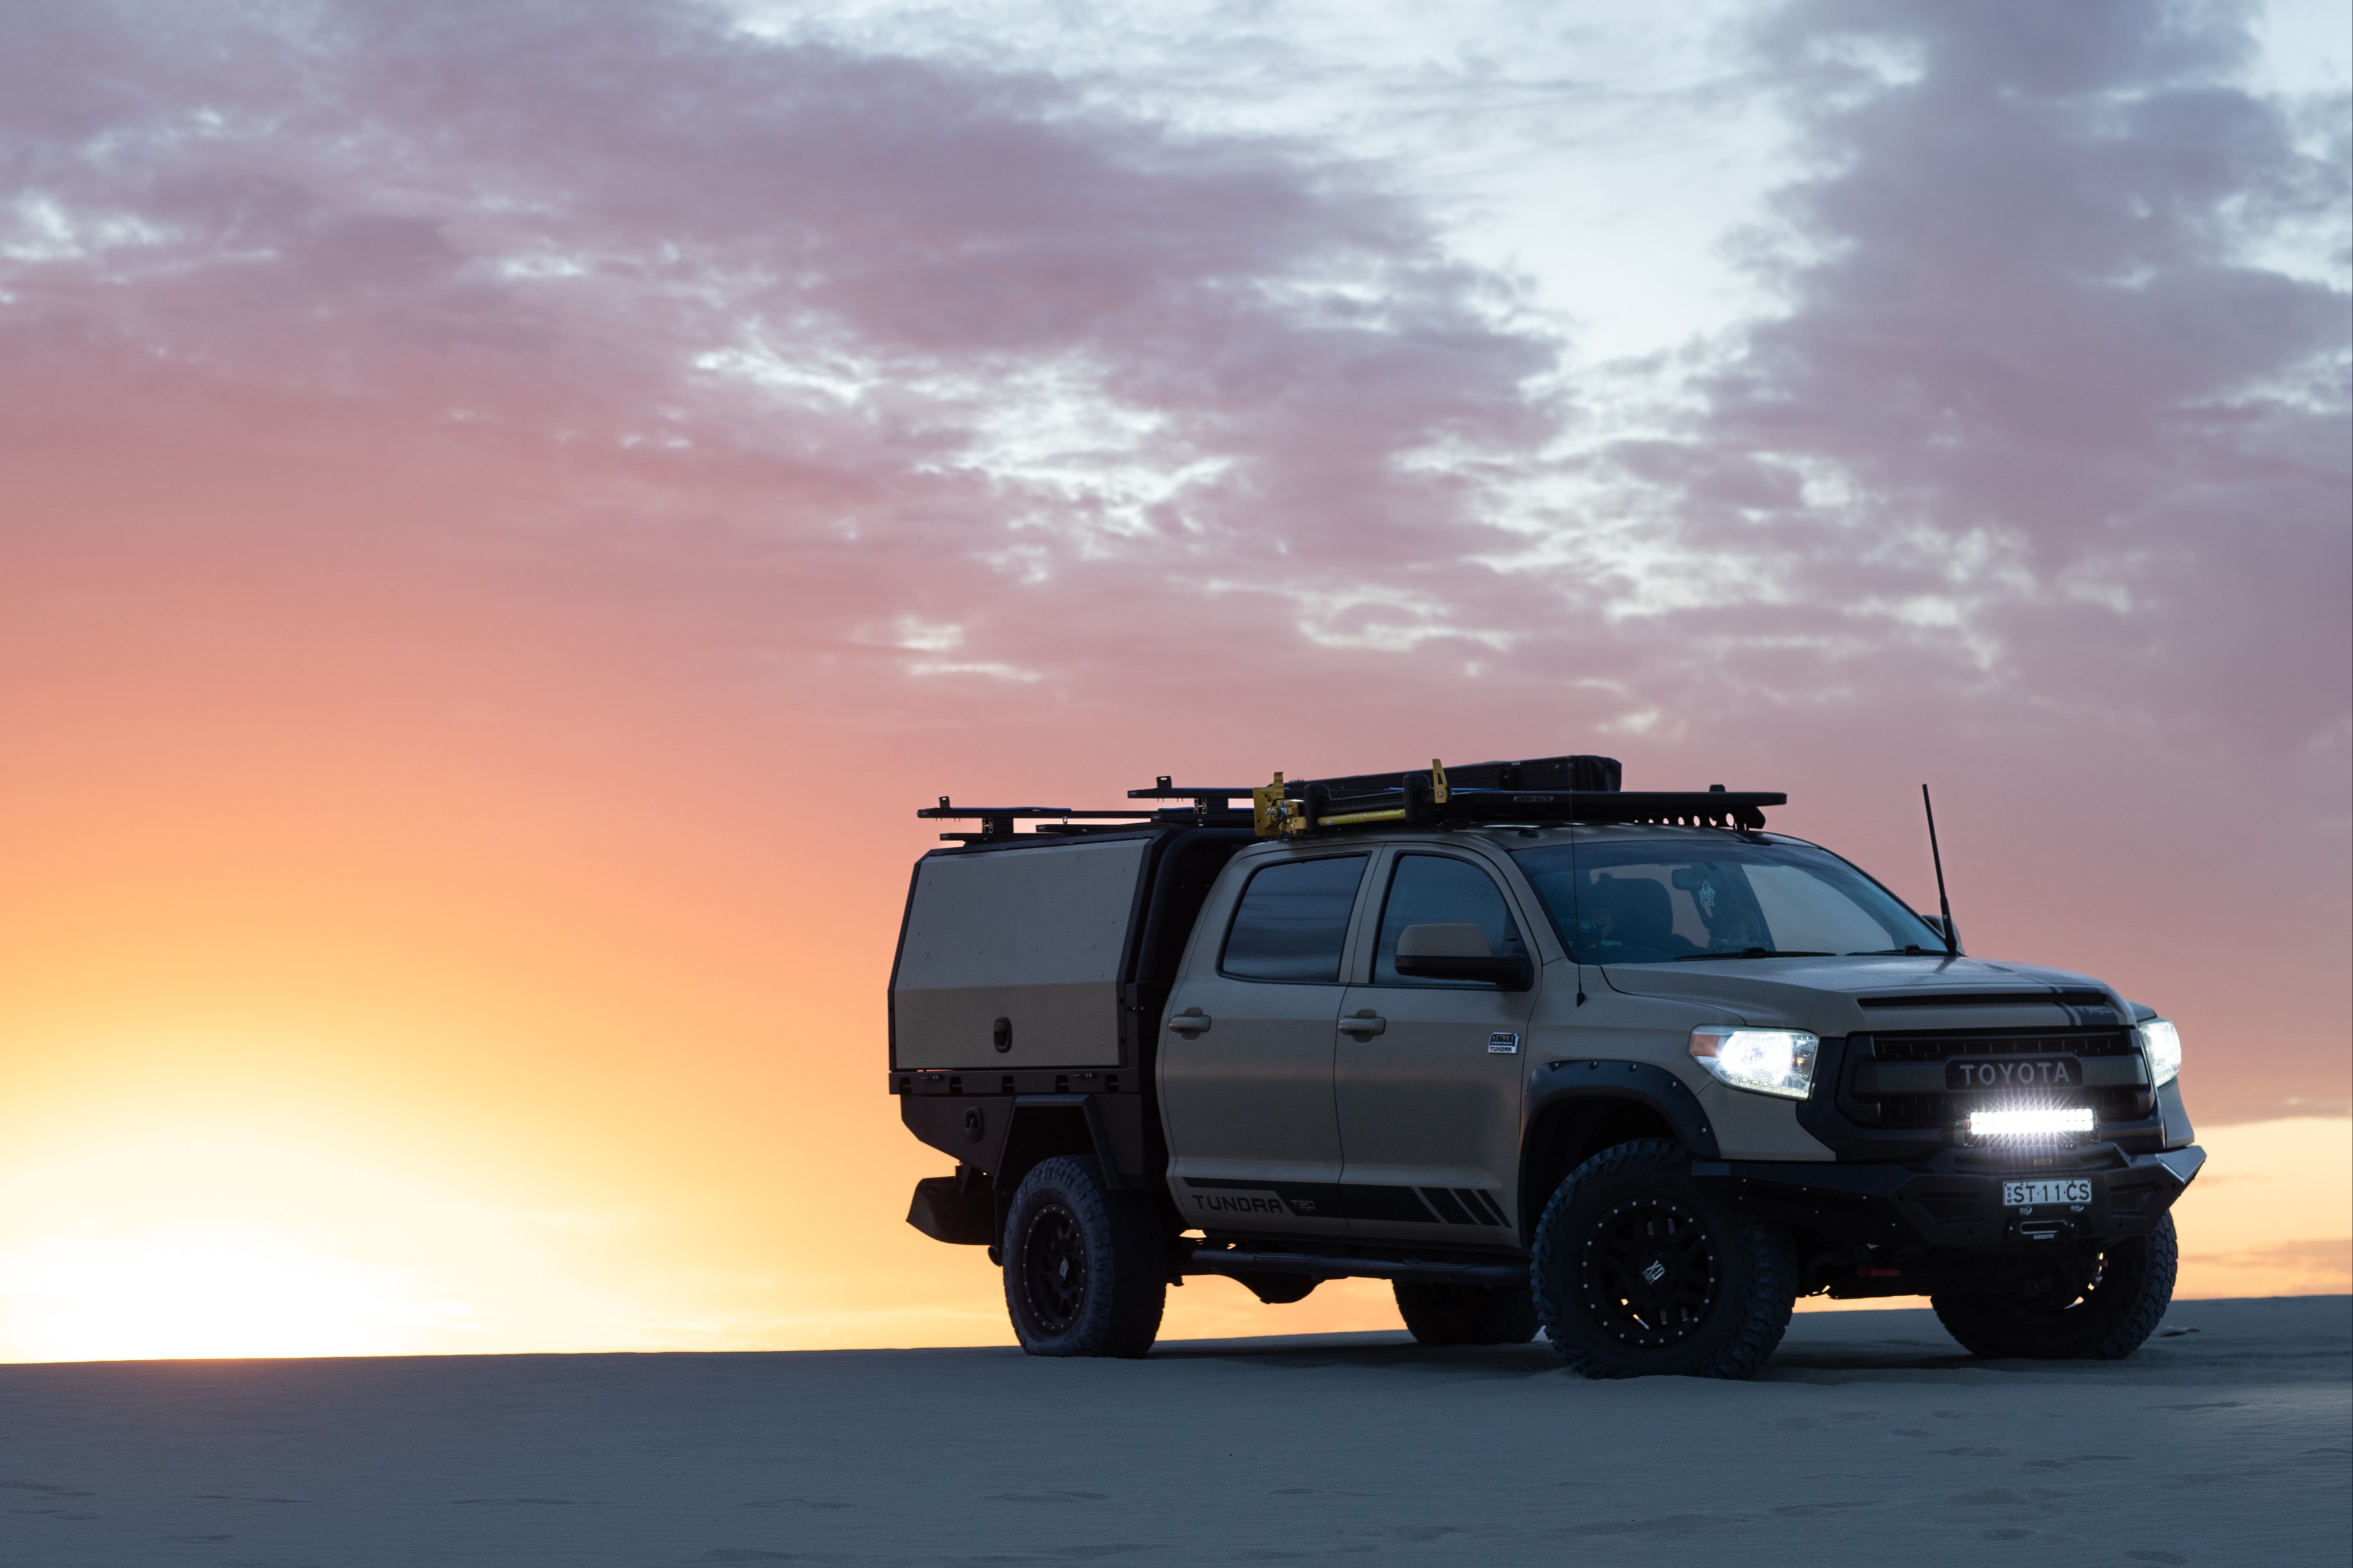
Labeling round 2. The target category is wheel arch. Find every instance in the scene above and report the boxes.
[1518,1063,1721,1245]
[993,1096,1157,1242]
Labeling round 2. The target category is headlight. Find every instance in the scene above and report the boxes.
[1688,1027,1818,1100]
[2140,1020,2181,1088]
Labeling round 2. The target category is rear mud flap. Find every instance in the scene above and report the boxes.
[908,1172,997,1245]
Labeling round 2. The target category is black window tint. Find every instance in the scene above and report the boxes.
[1375,855,1526,986]
[1221,856,1368,982]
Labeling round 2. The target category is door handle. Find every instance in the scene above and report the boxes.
[1168,1009,1212,1035]
[1338,1011,1386,1038]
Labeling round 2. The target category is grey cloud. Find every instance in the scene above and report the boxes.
[4,0,2339,760]
[1607,0,2351,751]
[0,0,1553,637]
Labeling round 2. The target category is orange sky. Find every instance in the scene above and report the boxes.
[0,454,2342,1357]
[0,0,2345,1359]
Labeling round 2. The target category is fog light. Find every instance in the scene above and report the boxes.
[1968,1107,2094,1137]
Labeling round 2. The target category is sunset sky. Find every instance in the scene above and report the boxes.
[2,0,2347,1359]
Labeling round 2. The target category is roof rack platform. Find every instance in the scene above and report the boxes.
[918,755,1783,842]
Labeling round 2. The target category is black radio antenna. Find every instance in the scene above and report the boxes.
[1922,783,1959,956]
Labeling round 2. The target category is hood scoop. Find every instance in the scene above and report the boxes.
[1857,990,2112,1010]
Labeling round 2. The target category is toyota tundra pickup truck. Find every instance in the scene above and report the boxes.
[888,756,2203,1378]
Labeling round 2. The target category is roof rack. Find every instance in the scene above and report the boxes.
[917,780,1255,843]
[918,757,1784,842]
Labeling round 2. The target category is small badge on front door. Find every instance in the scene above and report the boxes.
[1488,1031,1521,1055]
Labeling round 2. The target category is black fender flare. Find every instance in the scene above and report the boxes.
[987,1094,1158,1262]
[994,1093,1153,1226]
[1518,1059,1721,1239]
[1526,1058,1720,1156]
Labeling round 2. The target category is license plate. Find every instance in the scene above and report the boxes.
[1947,1058,2080,1089]
[2003,1179,2092,1207]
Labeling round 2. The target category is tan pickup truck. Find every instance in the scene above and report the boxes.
[888,756,2202,1378]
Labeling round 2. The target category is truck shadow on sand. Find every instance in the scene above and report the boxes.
[1147,1317,2301,1385]
[1156,1334,1967,1376]
[1145,1328,2233,1381]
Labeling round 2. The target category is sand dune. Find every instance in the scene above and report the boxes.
[2,1296,2344,1566]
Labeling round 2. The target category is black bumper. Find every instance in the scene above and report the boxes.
[1692,1145,2205,1249]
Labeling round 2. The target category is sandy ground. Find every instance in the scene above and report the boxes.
[1,1296,2344,1567]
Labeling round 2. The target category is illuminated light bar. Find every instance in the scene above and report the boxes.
[1968,1107,2095,1137]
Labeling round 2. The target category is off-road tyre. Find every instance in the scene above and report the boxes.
[1931,1213,2179,1361]
[1394,1282,1541,1346]
[1530,1138,1796,1380]
[1001,1155,1167,1358]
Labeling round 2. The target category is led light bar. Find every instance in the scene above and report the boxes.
[1967,1107,2095,1137]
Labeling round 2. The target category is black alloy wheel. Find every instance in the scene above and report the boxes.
[1530,1138,1796,1380]
[1579,1195,1719,1348]
[1019,1204,1088,1333]
[1000,1155,1168,1358]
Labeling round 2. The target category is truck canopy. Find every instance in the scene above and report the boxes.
[890,835,1156,1070]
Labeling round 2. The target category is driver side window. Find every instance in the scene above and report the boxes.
[1373,855,1526,986]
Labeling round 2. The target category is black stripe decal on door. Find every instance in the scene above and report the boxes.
[1457,1188,1508,1226]
[1419,1188,1474,1225]
[1181,1178,1438,1223]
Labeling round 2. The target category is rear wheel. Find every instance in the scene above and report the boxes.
[1530,1139,1796,1380]
[1394,1281,1540,1346]
[1001,1155,1167,1358]
[1932,1214,2178,1360]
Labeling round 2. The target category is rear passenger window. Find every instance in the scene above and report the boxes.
[1221,856,1368,983]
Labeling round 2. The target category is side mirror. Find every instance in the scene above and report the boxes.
[1393,923,1532,990]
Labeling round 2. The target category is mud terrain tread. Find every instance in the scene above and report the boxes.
[1003,1155,1167,1359]
[1530,1137,1796,1381]
[1931,1213,2178,1361]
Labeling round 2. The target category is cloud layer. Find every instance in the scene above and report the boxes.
[3,0,2345,1127]
[1670,0,2350,745]
[4,0,1560,681]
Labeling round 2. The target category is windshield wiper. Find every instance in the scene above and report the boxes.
[1674,949,1834,961]
[1845,947,1941,956]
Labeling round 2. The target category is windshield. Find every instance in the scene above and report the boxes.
[1510,837,1941,964]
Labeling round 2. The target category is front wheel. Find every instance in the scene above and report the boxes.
[1530,1139,1796,1380]
[1001,1155,1168,1358]
[1931,1214,2178,1360]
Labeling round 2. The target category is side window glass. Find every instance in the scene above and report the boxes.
[1221,856,1369,983]
[1374,855,1526,986]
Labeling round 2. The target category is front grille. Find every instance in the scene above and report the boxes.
[1841,1028,2152,1133]
[1870,1031,2139,1062]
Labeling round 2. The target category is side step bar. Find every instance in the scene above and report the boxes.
[1179,1243,1526,1288]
